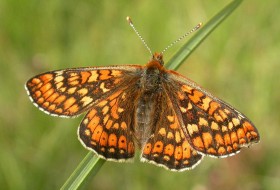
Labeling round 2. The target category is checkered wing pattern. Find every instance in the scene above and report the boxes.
[78,87,141,161]
[167,73,260,158]
[141,90,203,171]
[25,66,141,117]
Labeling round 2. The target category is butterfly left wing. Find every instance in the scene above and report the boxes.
[166,72,260,158]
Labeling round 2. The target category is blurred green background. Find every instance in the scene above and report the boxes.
[0,0,279,189]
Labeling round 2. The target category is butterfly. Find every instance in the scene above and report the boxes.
[25,17,260,172]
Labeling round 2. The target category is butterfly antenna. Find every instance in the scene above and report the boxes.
[161,22,202,54]
[127,16,153,57]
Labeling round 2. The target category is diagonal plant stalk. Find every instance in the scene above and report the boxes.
[165,0,243,70]
[61,152,105,190]
[60,0,243,189]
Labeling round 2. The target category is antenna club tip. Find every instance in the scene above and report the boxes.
[126,16,132,24]
[196,22,203,29]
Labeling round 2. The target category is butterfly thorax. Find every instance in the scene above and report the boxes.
[140,52,166,92]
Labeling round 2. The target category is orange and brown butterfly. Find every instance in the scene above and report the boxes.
[25,17,260,172]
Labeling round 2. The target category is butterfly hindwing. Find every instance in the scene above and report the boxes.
[140,91,203,171]
[78,81,142,160]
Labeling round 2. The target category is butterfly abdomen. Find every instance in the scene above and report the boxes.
[135,95,154,147]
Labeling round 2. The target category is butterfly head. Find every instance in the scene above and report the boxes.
[146,52,165,70]
[153,52,164,65]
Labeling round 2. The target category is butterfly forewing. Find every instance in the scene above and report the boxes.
[167,72,260,157]
[25,66,142,117]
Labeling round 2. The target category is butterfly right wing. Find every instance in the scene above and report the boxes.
[140,90,203,171]
[25,65,142,117]
[167,71,260,158]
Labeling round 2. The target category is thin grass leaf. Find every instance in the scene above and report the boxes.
[165,0,243,70]
[61,0,243,189]
[60,153,105,190]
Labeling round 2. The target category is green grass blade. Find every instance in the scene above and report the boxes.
[60,153,105,190]
[61,1,243,189]
[165,0,243,70]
